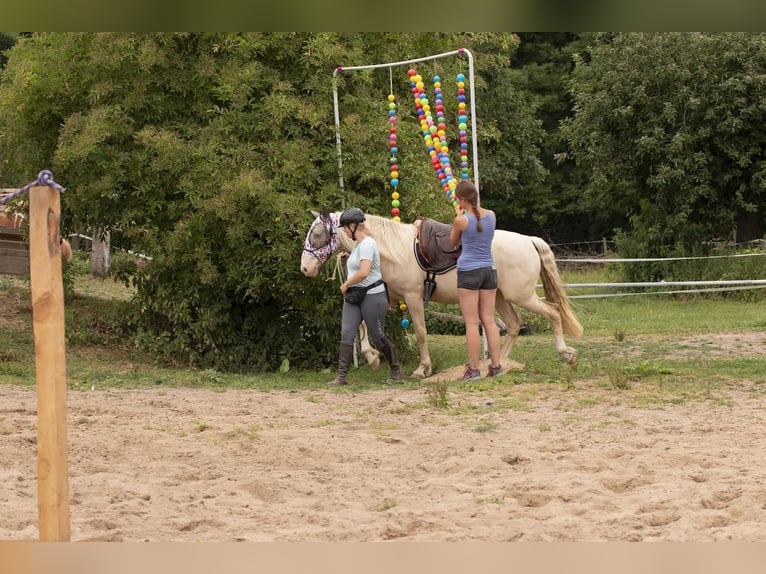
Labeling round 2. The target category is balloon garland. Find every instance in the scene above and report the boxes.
[407,68,470,212]
[387,89,409,328]
[388,93,401,222]
[456,73,470,181]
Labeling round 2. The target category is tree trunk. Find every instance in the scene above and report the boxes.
[91,228,111,278]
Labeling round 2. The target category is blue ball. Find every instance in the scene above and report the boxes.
[401,318,410,328]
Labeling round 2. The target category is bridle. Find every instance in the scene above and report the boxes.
[302,212,340,264]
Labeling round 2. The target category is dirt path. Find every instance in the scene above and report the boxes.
[2,373,766,541]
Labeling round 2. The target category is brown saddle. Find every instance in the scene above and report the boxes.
[414,217,462,306]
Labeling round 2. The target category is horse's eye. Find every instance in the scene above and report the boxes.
[310,226,328,248]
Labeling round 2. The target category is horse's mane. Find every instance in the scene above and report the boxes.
[335,212,416,264]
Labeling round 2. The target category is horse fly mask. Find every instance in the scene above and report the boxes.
[303,212,340,265]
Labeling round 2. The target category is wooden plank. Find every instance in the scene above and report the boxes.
[29,185,70,542]
[0,237,29,276]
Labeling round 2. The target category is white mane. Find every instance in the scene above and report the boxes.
[335,212,416,264]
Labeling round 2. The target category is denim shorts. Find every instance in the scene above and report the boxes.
[457,266,498,290]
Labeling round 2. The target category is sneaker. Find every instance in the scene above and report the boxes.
[487,364,504,377]
[462,365,481,381]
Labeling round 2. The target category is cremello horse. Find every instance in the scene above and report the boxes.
[300,209,583,379]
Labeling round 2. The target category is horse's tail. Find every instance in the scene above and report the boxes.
[60,237,72,262]
[531,237,583,338]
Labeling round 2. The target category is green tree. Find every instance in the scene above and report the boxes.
[495,32,618,247]
[0,32,16,69]
[0,32,530,371]
[563,32,766,263]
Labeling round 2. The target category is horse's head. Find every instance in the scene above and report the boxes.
[300,207,340,277]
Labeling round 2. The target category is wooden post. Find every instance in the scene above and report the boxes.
[29,185,71,541]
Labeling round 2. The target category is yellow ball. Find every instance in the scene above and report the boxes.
[392,191,399,200]
[393,216,401,222]
[399,303,407,311]
[388,94,395,102]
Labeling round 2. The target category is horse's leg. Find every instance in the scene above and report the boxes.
[357,322,381,370]
[514,295,577,365]
[405,297,432,378]
[494,294,523,360]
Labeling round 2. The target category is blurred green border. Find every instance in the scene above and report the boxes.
[3,1,765,32]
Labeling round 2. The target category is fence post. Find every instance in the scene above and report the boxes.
[29,184,71,542]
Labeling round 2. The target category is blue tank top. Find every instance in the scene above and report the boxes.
[457,211,496,271]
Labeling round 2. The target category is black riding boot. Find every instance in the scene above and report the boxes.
[328,343,354,386]
[379,338,403,383]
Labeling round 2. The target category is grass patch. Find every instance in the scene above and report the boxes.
[2,267,766,412]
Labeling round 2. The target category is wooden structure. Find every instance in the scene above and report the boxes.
[0,192,28,277]
[28,184,71,541]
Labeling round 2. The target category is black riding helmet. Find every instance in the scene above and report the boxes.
[339,207,365,227]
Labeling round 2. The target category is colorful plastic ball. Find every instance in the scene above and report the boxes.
[390,156,397,164]
[456,73,465,82]
[390,146,397,154]
[393,216,401,222]
[390,178,399,187]
[401,318,410,328]
[392,199,400,207]
[388,94,396,101]
[392,191,399,200]
[407,69,416,77]
[390,170,399,178]
[391,207,400,216]
[399,302,407,311]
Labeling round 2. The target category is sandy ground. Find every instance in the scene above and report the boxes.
[2,344,766,542]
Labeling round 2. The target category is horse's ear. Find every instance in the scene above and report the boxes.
[320,206,330,221]
[309,209,320,219]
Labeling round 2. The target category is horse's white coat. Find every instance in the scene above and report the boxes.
[301,211,582,378]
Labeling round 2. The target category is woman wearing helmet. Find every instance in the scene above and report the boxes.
[329,207,403,385]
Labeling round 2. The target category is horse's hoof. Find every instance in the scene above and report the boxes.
[368,354,381,371]
[563,349,577,365]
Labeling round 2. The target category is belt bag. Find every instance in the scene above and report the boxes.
[344,279,385,305]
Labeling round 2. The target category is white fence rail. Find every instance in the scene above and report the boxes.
[551,251,766,299]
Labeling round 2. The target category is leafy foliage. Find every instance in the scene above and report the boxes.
[0,32,528,371]
[563,32,766,260]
